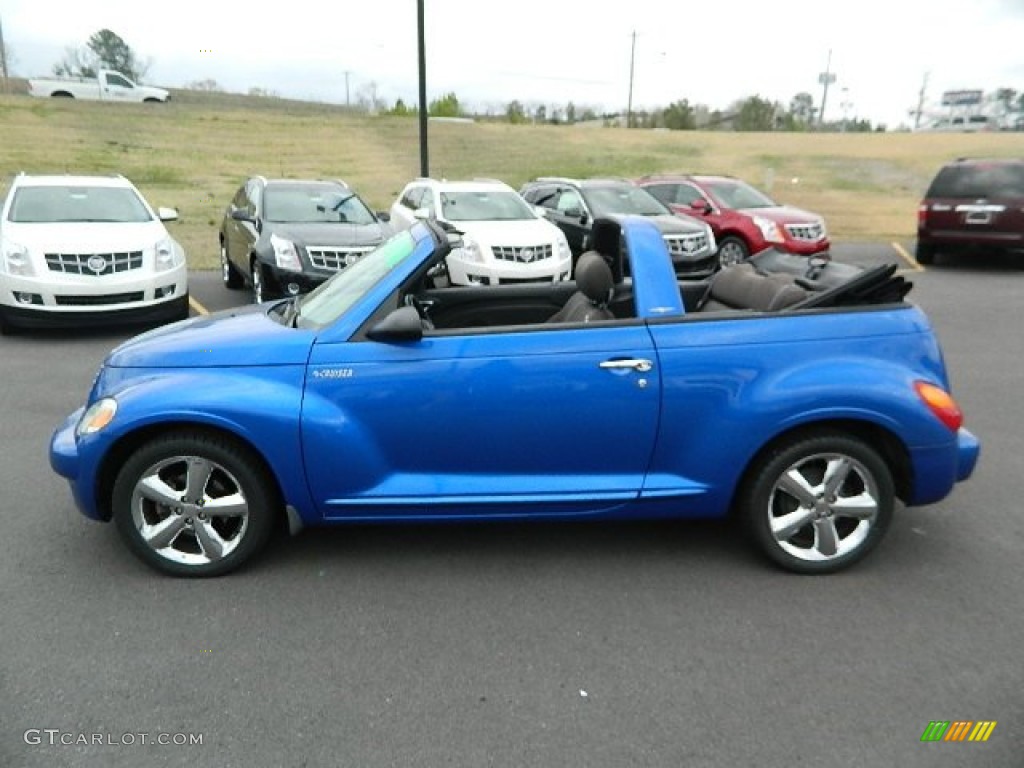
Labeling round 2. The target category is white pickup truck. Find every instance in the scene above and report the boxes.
[28,69,169,103]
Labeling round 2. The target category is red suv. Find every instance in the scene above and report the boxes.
[638,174,829,267]
[916,158,1024,264]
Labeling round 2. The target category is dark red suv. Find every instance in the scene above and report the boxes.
[916,158,1024,264]
[638,174,829,266]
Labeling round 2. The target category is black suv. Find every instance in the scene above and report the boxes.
[917,158,1024,264]
[520,177,718,277]
[220,177,391,302]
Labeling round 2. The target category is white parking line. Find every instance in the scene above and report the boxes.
[189,295,210,316]
[891,242,925,273]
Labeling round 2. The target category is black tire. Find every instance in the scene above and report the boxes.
[738,432,894,574]
[915,242,935,265]
[717,236,749,268]
[51,92,74,98]
[112,432,279,577]
[250,258,272,304]
[220,241,243,289]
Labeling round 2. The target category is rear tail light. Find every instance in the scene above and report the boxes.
[917,203,928,227]
[915,381,963,431]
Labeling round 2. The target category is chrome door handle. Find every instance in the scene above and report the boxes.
[599,358,653,373]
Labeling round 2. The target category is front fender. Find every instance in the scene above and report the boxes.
[56,367,315,522]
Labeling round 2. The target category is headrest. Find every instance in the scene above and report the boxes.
[575,251,615,306]
[589,218,624,282]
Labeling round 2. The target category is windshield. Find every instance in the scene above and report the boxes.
[8,186,153,223]
[296,231,417,328]
[264,183,377,225]
[583,185,668,217]
[926,163,1024,198]
[440,190,535,221]
[703,180,776,209]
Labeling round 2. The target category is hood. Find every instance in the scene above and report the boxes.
[736,205,822,224]
[448,217,562,247]
[606,213,707,235]
[5,220,169,253]
[266,221,389,248]
[106,303,315,369]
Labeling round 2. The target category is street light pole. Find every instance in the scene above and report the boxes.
[626,30,636,128]
[817,48,836,128]
[417,0,429,177]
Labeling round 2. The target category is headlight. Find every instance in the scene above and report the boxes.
[704,224,717,251]
[76,398,117,436]
[753,216,784,243]
[555,233,571,261]
[1,240,34,276]
[154,237,183,271]
[270,233,302,272]
[458,237,484,263]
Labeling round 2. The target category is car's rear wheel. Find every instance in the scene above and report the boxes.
[915,242,936,265]
[717,236,749,268]
[221,241,243,289]
[739,433,894,574]
[112,432,278,577]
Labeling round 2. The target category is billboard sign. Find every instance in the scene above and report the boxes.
[941,90,983,107]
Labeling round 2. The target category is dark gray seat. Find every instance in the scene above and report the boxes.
[700,263,809,312]
[547,252,616,324]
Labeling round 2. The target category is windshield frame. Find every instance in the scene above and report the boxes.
[294,229,422,330]
[263,182,378,225]
[7,185,154,224]
[581,185,670,217]
[702,179,777,210]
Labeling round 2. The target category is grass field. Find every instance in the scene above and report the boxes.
[2,88,1023,270]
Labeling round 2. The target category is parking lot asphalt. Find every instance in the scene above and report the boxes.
[2,243,1022,767]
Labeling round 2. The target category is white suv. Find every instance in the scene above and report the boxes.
[390,178,572,285]
[0,174,188,332]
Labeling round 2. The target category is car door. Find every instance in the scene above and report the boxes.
[551,189,590,255]
[224,184,250,268]
[301,322,661,519]
[102,72,135,102]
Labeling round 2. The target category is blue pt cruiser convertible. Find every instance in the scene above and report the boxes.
[51,217,979,576]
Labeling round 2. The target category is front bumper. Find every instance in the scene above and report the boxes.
[449,254,572,287]
[1,264,188,328]
[49,406,105,521]
[2,294,189,330]
[779,238,831,257]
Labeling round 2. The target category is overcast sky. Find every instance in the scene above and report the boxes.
[4,0,1024,127]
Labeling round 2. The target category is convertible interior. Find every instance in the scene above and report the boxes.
[403,218,913,333]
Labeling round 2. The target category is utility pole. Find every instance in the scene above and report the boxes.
[626,30,636,128]
[343,71,351,107]
[417,0,429,177]
[0,14,10,94]
[817,49,836,128]
[913,72,929,131]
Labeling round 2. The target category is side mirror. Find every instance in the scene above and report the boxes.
[157,207,179,222]
[412,207,433,221]
[563,206,582,219]
[375,210,391,222]
[366,306,424,342]
[690,199,712,215]
[532,204,548,218]
[231,209,255,223]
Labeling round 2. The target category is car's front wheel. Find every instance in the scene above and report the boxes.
[251,258,268,304]
[739,432,894,574]
[221,241,243,289]
[717,236,749,268]
[112,432,278,577]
